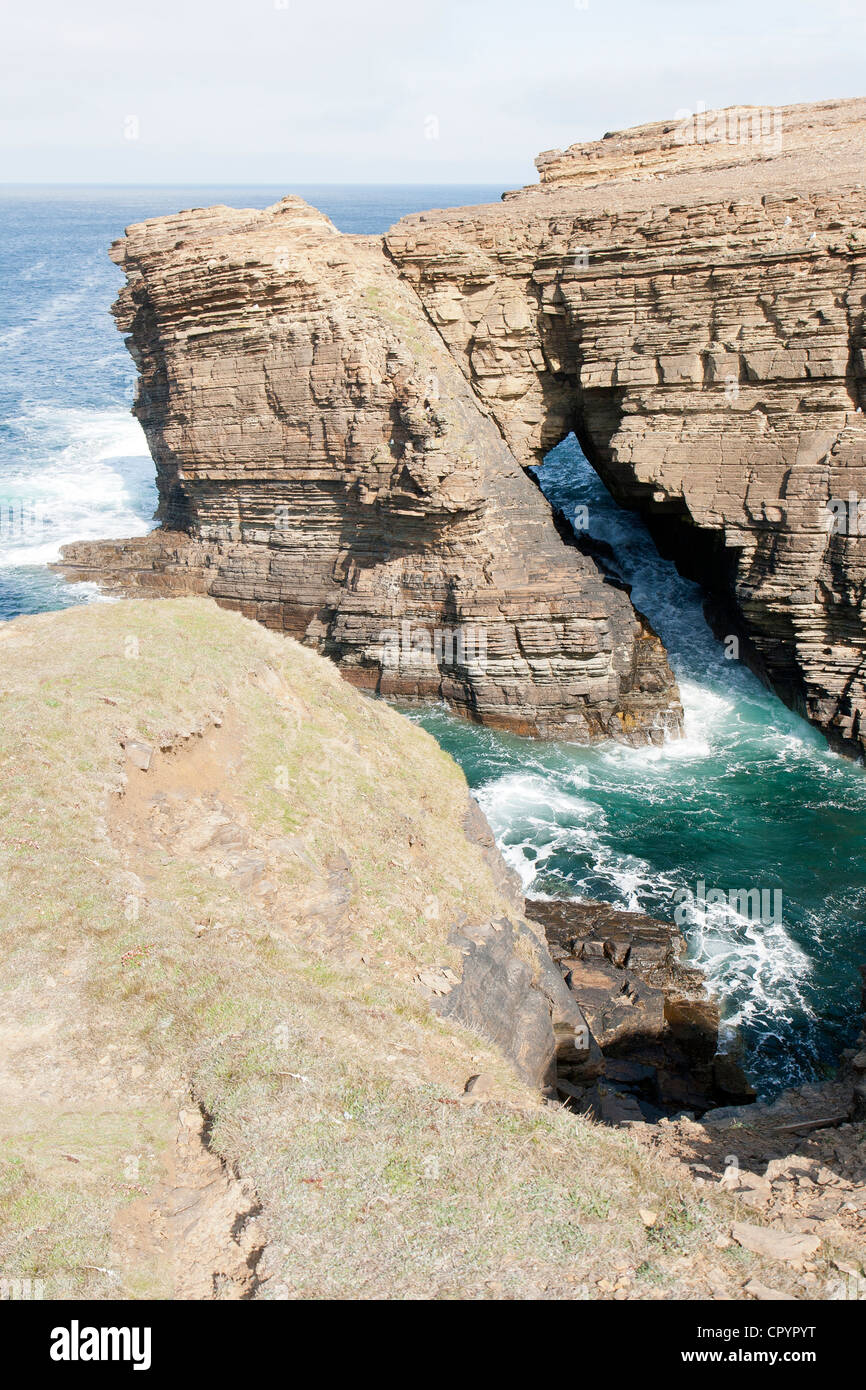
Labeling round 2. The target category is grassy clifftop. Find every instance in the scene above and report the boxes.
[0,597,809,1299]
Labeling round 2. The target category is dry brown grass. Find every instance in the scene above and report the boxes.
[0,597,837,1299]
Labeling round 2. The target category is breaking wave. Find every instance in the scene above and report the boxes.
[0,405,155,567]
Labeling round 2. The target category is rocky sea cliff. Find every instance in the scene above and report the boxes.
[3,97,865,1302]
[61,97,866,758]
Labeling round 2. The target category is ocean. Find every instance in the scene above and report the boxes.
[2,184,865,1096]
[0,184,503,618]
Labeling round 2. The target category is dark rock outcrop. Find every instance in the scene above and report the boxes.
[433,914,598,1088]
[529,898,756,1120]
[435,797,598,1088]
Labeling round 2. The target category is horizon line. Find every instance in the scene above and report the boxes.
[0,179,521,189]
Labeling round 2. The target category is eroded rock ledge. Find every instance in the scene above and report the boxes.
[530,898,756,1120]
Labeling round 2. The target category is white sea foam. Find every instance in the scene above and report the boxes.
[0,405,155,567]
[475,772,601,889]
[594,689,721,770]
[473,768,670,911]
[684,897,813,1031]
[478,771,597,821]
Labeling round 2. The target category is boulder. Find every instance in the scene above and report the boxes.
[731,1222,822,1267]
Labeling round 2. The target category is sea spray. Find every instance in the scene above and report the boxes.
[409,436,866,1096]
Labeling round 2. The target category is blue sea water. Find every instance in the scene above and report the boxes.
[409,439,866,1095]
[2,185,865,1096]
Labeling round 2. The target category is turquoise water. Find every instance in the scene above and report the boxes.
[409,437,866,1096]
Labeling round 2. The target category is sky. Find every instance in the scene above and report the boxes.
[1,0,865,185]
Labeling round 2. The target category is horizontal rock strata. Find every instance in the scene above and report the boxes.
[58,198,680,744]
[384,97,866,755]
[59,96,866,755]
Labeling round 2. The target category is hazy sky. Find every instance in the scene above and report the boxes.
[2,0,865,184]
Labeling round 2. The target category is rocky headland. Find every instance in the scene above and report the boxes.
[385,97,866,755]
[30,98,866,1297]
[59,96,866,757]
[57,199,678,745]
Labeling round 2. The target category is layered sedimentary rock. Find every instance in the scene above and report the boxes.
[60,198,679,743]
[61,96,866,753]
[384,98,866,755]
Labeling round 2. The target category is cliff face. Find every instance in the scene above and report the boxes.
[384,98,866,754]
[59,198,680,744]
[61,97,866,753]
